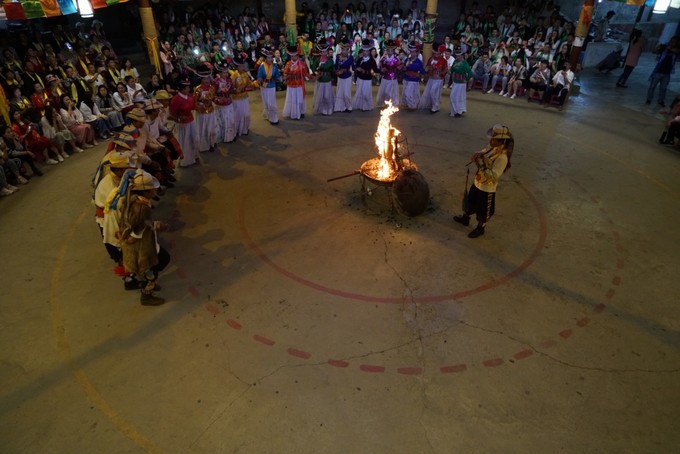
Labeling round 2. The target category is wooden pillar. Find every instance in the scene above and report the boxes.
[422,0,439,63]
[285,0,298,46]
[570,0,596,69]
[139,0,162,76]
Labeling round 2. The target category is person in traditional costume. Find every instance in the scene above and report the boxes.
[401,41,426,110]
[193,65,218,152]
[92,145,135,269]
[333,37,354,113]
[283,45,311,120]
[312,42,335,116]
[418,44,448,113]
[454,125,514,238]
[257,48,281,125]
[449,46,473,118]
[231,57,256,136]
[376,40,401,107]
[212,63,236,142]
[168,78,198,167]
[117,169,171,306]
[352,39,378,112]
[143,99,175,186]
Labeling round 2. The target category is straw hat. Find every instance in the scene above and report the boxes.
[130,170,160,191]
[126,108,147,122]
[154,89,171,100]
[107,150,134,167]
[144,99,162,111]
[487,124,512,140]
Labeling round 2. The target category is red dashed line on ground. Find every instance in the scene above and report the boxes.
[180,177,628,377]
[397,367,423,376]
[287,348,311,360]
[328,359,350,368]
[559,329,573,339]
[513,349,533,360]
[483,358,504,368]
[253,334,275,346]
[359,364,386,373]
[576,317,590,327]
[440,364,467,374]
[226,319,242,330]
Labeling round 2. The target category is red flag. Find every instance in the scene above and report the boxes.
[3,1,27,20]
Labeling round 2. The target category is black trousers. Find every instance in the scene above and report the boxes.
[618,65,635,85]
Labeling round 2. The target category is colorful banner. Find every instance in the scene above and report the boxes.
[21,0,45,18]
[3,1,27,20]
[91,0,107,8]
[40,0,61,16]
[104,0,118,5]
[56,0,76,15]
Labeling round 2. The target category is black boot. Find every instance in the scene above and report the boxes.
[468,224,485,238]
[123,276,142,290]
[453,214,470,226]
[659,131,668,144]
[664,133,675,145]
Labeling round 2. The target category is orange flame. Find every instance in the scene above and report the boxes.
[374,100,400,180]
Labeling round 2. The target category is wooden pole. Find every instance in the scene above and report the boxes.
[139,0,161,77]
[422,0,439,63]
[285,0,298,46]
[570,0,596,69]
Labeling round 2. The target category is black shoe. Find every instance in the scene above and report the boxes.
[166,175,177,183]
[454,113,462,117]
[659,132,668,144]
[453,214,470,226]
[300,114,305,118]
[659,102,666,107]
[645,100,651,105]
[468,226,485,238]
[124,277,141,290]
[153,195,161,201]
[140,292,165,306]
[270,121,279,125]
[33,168,43,177]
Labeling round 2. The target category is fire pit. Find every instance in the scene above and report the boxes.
[328,101,430,216]
[360,157,418,187]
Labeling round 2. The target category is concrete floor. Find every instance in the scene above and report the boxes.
[2,58,680,453]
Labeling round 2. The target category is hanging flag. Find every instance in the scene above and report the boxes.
[56,0,76,15]
[671,0,680,8]
[91,0,107,8]
[104,0,118,5]
[3,1,28,20]
[21,0,45,18]
[40,0,61,16]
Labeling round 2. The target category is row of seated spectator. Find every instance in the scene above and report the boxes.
[0,20,128,197]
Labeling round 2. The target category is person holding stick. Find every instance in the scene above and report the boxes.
[454,124,514,238]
